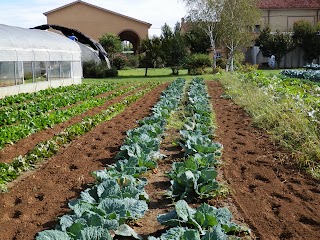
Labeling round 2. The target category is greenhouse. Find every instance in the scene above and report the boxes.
[0,24,82,98]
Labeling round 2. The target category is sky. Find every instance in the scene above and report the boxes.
[0,0,187,37]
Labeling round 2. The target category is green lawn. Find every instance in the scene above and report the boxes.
[256,69,282,75]
[83,68,215,83]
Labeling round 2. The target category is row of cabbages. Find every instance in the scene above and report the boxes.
[36,79,186,239]
[151,78,248,240]
[281,67,320,82]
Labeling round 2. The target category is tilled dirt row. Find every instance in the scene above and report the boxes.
[0,83,168,240]
[207,81,320,240]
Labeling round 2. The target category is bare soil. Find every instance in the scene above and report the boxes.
[0,80,320,240]
[207,81,320,240]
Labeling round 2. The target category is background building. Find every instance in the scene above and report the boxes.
[248,0,320,68]
[259,0,320,32]
[44,0,152,54]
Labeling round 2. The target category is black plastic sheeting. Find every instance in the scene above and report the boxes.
[31,24,108,62]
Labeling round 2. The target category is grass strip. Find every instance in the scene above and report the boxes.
[218,72,320,178]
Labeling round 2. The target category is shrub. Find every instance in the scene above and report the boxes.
[24,72,33,80]
[185,54,212,75]
[113,53,128,70]
[126,54,139,69]
[83,61,118,78]
[238,63,259,73]
[212,66,224,74]
[216,58,227,69]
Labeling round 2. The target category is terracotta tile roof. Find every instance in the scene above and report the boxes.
[258,0,320,9]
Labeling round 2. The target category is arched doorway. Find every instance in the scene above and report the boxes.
[118,30,140,54]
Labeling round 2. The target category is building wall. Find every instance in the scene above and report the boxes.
[46,2,149,41]
[248,8,320,68]
[261,9,320,31]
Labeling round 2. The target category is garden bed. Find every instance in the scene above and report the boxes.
[0,79,319,239]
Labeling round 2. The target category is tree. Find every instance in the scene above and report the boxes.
[256,27,294,68]
[293,20,320,64]
[99,33,122,66]
[139,36,162,76]
[218,0,261,71]
[255,26,273,57]
[160,23,188,75]
[184,24,211,54]
[181,0,224,68]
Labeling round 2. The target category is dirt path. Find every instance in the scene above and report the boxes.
[207,81,320,240]
[0,83,168,240]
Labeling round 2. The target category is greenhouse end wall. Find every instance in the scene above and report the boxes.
[0,75,82,99]
[0,24,82,99]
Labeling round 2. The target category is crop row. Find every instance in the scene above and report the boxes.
[35,78,248,239]
[0,81,128,126]
[36,78,186,239]
[281,69,320,83]
[0,83,146,150]
[152,78,247,239]
[0,81,135,108]
[0,83,160,192]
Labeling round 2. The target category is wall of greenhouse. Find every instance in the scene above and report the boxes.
[0,24,82,99]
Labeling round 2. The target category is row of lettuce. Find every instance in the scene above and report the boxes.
[0,82,125,126]
[0,81,147,150]
[0,83,160,192]
[36,78,248,240]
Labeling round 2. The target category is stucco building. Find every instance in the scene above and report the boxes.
[249,0,320,68]
[44,0,152,53]
[259,0,320,32]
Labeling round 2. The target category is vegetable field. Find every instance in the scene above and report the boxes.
[0,76,320,240]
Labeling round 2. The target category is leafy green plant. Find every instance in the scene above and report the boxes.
[0,83,144,149]
[167,168,220,201]
[36,172,149,240]
[156,200,247,237]
[179,130,222,155]
[148,227,201,240]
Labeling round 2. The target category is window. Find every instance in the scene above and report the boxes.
[0,62,23,86]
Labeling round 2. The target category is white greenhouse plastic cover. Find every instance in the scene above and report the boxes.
[0,24,81,62]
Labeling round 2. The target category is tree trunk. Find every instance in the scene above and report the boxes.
[207,30,217,70]
[145,67,148,77]
[211,43,217,70]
